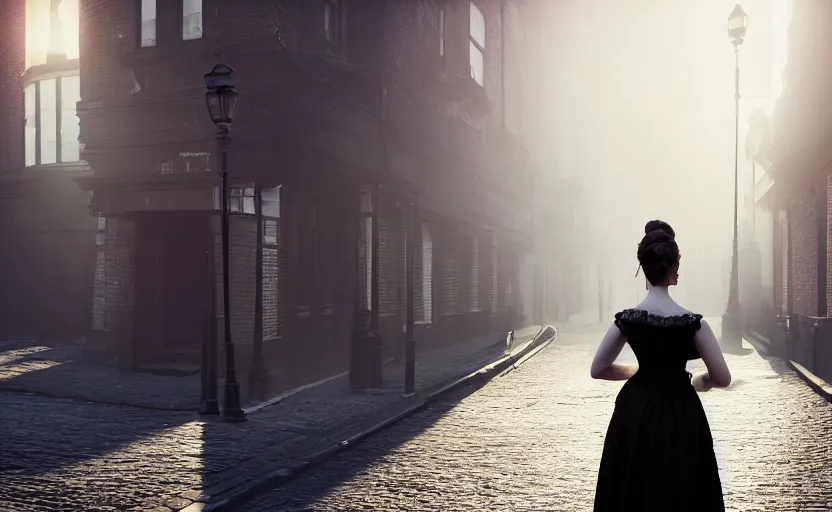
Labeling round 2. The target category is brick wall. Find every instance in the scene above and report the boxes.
[774,209,785,316]
[0,0,25,173]
[213,214,256,347]
[104,216,136,356]
[789,182,818,316]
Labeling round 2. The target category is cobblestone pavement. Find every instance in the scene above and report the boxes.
[0,339,201,410]
[243,321,832,512]
[0,327,540,511]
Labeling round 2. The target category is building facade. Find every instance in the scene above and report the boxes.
[752,0,832,343]
[0,0,542,405]
[0,0,97,343]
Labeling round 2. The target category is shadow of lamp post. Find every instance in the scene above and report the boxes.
[722,4,748,352]
[204,64,246,422]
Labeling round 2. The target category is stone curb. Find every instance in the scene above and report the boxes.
[189,325,558,512]
[743,330,832,403]
[788,360,832,403]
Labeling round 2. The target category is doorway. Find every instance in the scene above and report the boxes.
[134,211,211,366]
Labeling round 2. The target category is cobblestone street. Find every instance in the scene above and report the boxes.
[243,322,832,511]
[0,328,543,511]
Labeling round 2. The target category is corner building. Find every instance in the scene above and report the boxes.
[36,0,541,403]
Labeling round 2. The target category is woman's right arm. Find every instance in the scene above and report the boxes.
[692,320,732,387]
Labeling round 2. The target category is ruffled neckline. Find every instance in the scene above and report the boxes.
[614,308,703,328]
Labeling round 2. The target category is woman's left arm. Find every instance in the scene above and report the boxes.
[590,323,637,381]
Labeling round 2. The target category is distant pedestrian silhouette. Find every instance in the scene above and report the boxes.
[590,220,731,511]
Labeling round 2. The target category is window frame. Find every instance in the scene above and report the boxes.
[261,185,281,247]
[24,72,82,168]
[182,0,204,42]
[139,0,157,47]
[469,1,486,87]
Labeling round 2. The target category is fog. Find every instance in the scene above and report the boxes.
[535,0,786,320]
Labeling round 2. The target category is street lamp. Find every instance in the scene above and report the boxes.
[205,64,246,422]
[722,5,748,351]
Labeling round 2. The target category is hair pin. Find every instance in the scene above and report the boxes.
[634,264,641,278]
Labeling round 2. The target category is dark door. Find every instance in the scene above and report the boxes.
[134,212,209,366]
[161,212,210,357]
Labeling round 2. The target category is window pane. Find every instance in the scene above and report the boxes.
[39,79,58,165]
[25,0,50,69]
[262,186,281,218]
[58,0,80,60]
[470,42,484,86]
[141,0,157,47]
[60,75,81,162]
[24,83,36,167]
[470,3,485,48]
[183,0,203,41]
[243,197,256,214]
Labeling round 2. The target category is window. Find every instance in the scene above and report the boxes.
[60,74,81,163]
[469,2,485,86]
[25,0,80,69]
[261,185,281,246]
[24,84,36,167]
[439,6,446,57]
[24,75,81,167]
[183,0,203,41]
[96,217,107,246]
[324,0,341,48]
[261,186,281,217]
[140,0,157,47]
[230,187,256,213]
[214,186,256,213]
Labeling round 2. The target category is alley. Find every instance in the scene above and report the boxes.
[243,324,832,511]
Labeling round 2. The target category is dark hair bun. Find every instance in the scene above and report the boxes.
[638,220,679,285]
[644,220,675,238]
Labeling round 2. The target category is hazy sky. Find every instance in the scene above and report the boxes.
[539,0,787,315]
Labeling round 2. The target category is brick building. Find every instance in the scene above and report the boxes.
[752,0,832,331]
[0,0,541,404]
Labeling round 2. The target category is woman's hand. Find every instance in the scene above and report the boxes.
[691,372,715,392]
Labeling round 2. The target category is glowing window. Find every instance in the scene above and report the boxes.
[25,0,80,69]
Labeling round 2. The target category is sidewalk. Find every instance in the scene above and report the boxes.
[0,325,551,512]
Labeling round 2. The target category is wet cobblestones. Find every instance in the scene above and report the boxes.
[244,326,832,512]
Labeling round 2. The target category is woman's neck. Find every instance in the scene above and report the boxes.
[647,286,671,299]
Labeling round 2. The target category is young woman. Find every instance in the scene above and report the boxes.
[591,220,732,511]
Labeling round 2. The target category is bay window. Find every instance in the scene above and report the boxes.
[24,75,81,167]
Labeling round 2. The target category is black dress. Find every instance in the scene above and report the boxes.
[593,309,724,512]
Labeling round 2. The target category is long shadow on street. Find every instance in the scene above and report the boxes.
[223,386,474,511]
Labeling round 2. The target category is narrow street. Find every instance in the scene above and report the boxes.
[243,324,832,511]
